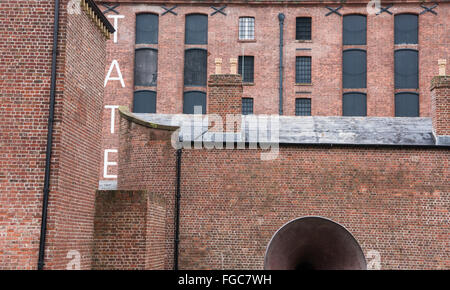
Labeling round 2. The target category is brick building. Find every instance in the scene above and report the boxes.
[0,0,114,269]
[0,0,449,271]
[98,0,450,190]
[96,59,448,269]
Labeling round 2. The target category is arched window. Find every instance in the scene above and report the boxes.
[395,14,418,44]
[136,14,159,44]
[185,14,208,44]
[395,49,418,89]
[134,48,158,86]
[395,92,419,117]
[183,91,206,114]
[133,90,156,113]
[343,15,366,45]
[184,49,207,87]
[343,49,366,89]
[343,92,366,116]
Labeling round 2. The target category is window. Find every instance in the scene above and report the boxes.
[185,14,208,44]
[242,98,254,115]
[343,15,366,45]
[238,56,254,83]
[395,49,418,89]
[295,98,311,116]
[395,92,419,117]
[133,91,156,113]
[395,14,418,44]
[296,17,311,40]
[343,93,367,116]
[343,49,366,89]
[184,49,207,87]
[239,17,255,40]
[136,14,158,44]
[183,91,206,114]
[296,56,311,84]
[134,48,158,86]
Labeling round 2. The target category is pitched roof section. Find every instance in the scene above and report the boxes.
[123,110,440,146]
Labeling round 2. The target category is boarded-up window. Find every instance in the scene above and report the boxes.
[238,56,254,83]
[395,49,418,89]
[395,14,418,44]
[185,14,208,44]
[242,98,254,115]
[134,48,158,86]
[343,49,366,89]
[295,98,311,116]
[395,92,419,117]
[133,91,156,113]
[184,49,207,87]
[296,17,312,40]
[343,15,366,45]
[296,56,312,84]
[183,91,206,114]
[136,14,158,44]
[343,93,367,116]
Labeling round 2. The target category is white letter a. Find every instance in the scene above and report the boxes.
[104,60,125,88]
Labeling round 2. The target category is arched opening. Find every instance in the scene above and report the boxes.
[264,216,366,270]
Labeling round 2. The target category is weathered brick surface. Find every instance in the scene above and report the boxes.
[0,0,108,269]
[431,76,450,136]
[207,74,243,128]
[118,117,450,269]
[115,66,450,270]
[92,190,166,270]
[118,117,177,269]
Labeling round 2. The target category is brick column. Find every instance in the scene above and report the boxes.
[430,60,449,146]
[207,58,243,125]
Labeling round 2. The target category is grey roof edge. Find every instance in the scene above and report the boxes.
[433,132,450,147]
[118,106,179,131]
[124,113,450,148]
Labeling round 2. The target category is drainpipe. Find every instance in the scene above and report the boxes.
[278,13,285,115]
[174,148,182,270]
[37,0,60,270]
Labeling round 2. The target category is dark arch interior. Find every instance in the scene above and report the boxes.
[265,217,366,270]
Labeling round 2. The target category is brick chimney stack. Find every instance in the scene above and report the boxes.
[430,59,449,145]
[207,58,243,129]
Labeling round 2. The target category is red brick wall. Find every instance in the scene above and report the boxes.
[0,0,64,270]
[0,0,107,269]
[207,74,243,124]
[118,116,177,269]
[146,192,167,269]
[92,190,165,270]
[117,113,449,269]
[43,3,107,270]
[431,76,450,136]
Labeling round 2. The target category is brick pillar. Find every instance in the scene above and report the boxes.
[207,58,243,132]
[430,60,450,145]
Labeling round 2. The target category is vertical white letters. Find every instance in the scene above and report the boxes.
[107,15,125,44]
[105,105,119,134]
[104,60,125,88]
[104,149,118,179]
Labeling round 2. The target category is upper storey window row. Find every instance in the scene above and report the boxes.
[134,13,419,45]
